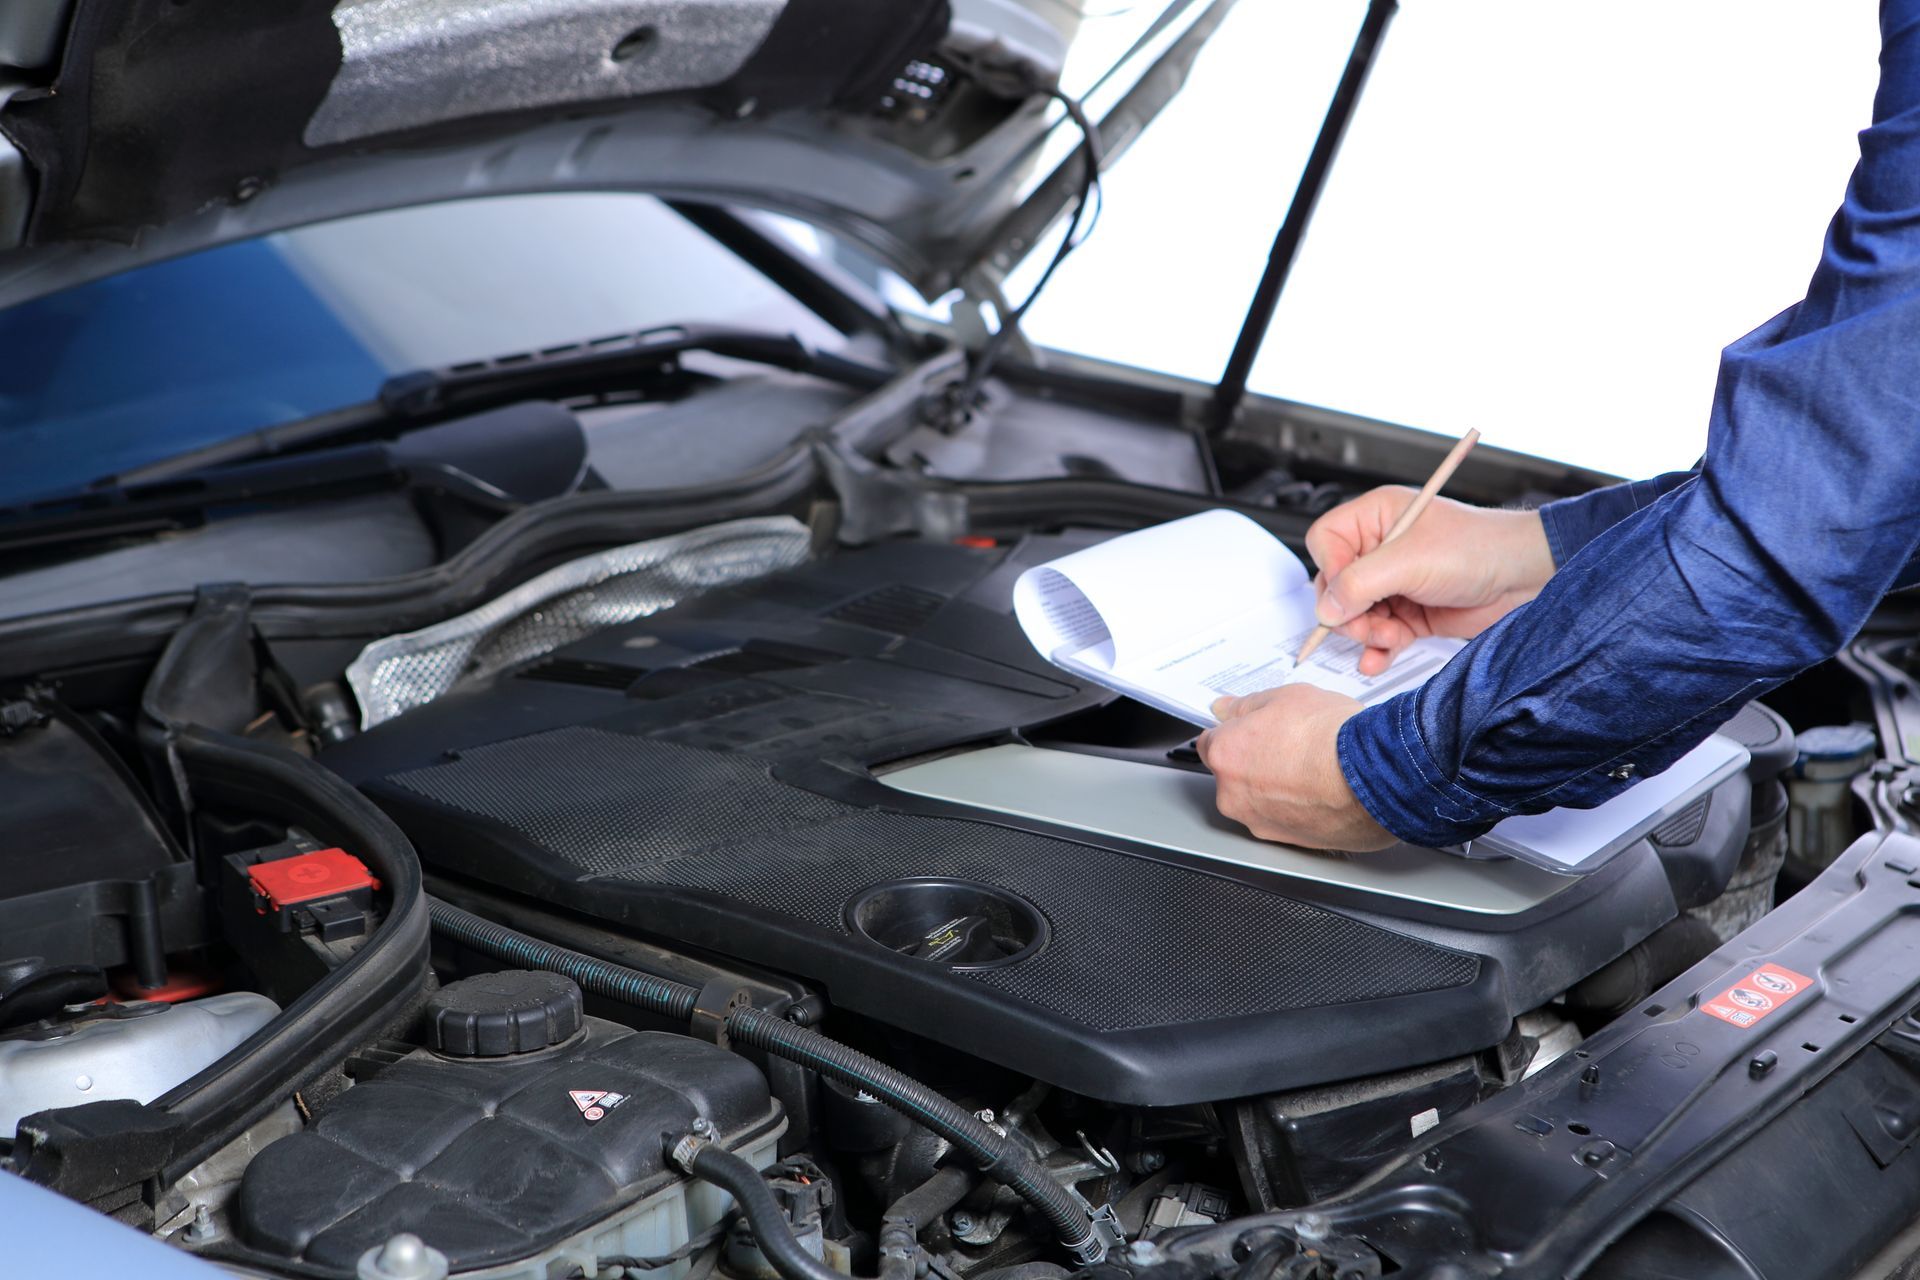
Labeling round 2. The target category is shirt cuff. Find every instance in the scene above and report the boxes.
[1336,692,1510,848]
[1538,472,1696,569]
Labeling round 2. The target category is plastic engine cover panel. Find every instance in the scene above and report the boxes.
[236,1021,780,1271]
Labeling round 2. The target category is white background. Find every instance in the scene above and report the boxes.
[1022,1,1880,479]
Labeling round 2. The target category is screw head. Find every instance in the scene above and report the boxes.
[949,1211,975,1235]
[1293,1212,1330,1243]
[691,1115,715,1137]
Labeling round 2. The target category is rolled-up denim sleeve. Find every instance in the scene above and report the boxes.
[1338,0,1920,848]
[1538,472,1696,568]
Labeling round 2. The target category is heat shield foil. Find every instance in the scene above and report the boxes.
[307,0,785,147]
[345,515,810,728]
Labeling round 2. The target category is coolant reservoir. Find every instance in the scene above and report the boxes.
[0,992,279,1135]
[1786,723,1878,874]
[236,972,785,1279]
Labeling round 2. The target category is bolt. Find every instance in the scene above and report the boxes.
[974,1108,996,1124]
[1581,1064,1601,1086]
[1576,1139,1618,1169]
[187,1204,218,1243]
[949,1211,976,1236]
[1293,1212,1330,1243]
[691,1115,715,1137]
[1135,1148,1166,1173]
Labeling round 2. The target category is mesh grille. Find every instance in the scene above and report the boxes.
[828,584,946,634]
[387,727,1480,1033]
[1650,795,1712,848]
[1720,703,1785,750]
[390,728,851,874]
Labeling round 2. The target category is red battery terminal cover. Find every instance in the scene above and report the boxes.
[248,847,380,911]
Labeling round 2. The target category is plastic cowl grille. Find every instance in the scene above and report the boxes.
[345,515,810,728]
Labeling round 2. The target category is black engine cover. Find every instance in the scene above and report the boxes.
[326,538,1706,1105]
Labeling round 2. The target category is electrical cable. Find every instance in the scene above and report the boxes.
[944,84,1105,426]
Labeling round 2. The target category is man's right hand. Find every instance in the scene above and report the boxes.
[1307,487,1555,676]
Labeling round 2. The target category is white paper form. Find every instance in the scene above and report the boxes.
[1011,510,1755,875]
[1012,510,1460,725]
[1470,734,1750,871]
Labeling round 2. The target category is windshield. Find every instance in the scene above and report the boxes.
[0,193,845,506]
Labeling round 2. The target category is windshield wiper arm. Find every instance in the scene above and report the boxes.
[0,401,590,559]
[97,324,892,489]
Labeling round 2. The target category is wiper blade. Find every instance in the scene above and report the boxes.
[99,324,892,489]
[0,401,590,559]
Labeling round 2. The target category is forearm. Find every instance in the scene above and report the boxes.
[1339,0,1920,848]
[1344,295,1920,846]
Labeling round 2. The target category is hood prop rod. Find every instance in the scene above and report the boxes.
[1208,0,1399,438]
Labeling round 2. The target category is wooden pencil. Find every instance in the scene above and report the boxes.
[1295,427,1482,664]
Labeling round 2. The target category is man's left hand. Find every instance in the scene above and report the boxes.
[1197,685,1396,852]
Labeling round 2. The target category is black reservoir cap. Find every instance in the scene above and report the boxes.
[425,970,583,1057]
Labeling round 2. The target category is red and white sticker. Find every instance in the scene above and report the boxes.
[1701,963,1813,1028]
[569,1089,629,1124]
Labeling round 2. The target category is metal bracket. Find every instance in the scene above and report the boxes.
[689,981,751,1049]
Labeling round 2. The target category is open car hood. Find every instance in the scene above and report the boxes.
[0,0,1234,311]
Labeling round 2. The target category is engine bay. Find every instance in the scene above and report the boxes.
[6,499,1891,1280]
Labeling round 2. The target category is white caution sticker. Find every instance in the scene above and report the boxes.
[569,1089,629,1124]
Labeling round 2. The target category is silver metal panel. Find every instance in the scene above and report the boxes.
[309,0,785,147]
[881,744,1574,916]
[0,993,280,1136]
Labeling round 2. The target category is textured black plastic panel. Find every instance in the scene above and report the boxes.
[630,811,1478,1031]
[391,732,1478,1034]
[395,727,851,874]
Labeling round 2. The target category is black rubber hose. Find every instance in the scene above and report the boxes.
[1563,915,1721,1018]
[428,900,698,1020]
[154,729,432,1180]
[726,1006,1098,1259]
[679,1141,849,1280]
[887,1165,976,1232]
[428,900,1103,1260]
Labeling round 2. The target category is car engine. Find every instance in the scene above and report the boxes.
[0,516,1823,1280]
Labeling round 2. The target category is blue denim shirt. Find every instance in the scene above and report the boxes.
[1339,0,1920,848]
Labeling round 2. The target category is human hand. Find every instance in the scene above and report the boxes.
[1197,685,1394,852]
[1307,486,1555,676]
